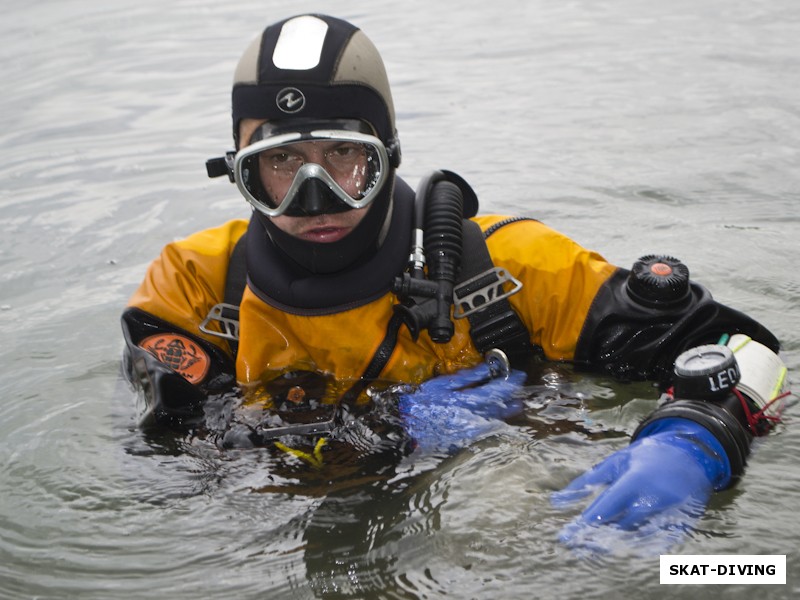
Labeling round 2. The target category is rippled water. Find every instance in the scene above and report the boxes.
[1,0,799,598]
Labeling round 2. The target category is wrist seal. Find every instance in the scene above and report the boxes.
[632,397,751,485]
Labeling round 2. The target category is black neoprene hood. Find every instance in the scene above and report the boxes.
[231,14,398,153]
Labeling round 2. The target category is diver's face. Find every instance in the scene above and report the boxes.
[239,118,372,243]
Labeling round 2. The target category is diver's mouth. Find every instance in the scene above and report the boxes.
[297,225,351,243]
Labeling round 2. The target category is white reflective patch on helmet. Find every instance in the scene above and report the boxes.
[272,15,329,70]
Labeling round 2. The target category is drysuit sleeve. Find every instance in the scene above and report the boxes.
[121,307,236,428]
[120,219,247,428]
[574,266,780,383]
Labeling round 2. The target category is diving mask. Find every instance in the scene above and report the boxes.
[234,119,391,218]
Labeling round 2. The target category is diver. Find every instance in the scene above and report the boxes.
[121,14,789,548]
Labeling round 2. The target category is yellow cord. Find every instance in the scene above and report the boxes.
[274,437,327,469]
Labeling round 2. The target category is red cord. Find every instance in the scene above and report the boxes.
[663,385,788,436]
[733,387,788,436]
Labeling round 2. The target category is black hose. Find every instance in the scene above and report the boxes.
[425,181,463,282]
[424,181,463,341]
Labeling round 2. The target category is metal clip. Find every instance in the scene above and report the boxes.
[199,303,240,341]
[452,267,523,319]
[485,348,511,379]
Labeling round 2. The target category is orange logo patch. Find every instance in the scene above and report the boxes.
[140,334,210,383]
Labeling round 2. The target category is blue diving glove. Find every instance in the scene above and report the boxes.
[551,417,731,553]
[398,357,526,454]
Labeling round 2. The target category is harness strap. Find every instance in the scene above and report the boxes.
[459,220,534,361]
[222,233,248,356]
[225,234,249,306]
[340,311,406,403]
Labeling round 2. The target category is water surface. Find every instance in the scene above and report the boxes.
[1,0,799,598]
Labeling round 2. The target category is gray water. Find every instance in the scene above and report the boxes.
[1,0,799,598]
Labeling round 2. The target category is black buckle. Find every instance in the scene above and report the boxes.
[206,151,236,182]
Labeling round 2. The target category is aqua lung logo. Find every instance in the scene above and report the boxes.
[276,87,306,113]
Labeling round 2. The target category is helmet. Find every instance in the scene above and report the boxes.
[222,14,402,273]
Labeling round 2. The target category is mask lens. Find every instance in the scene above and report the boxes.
[259,140,375,203]
[234,130,389,217]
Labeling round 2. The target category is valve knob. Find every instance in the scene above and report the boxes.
[626,254,690,308]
